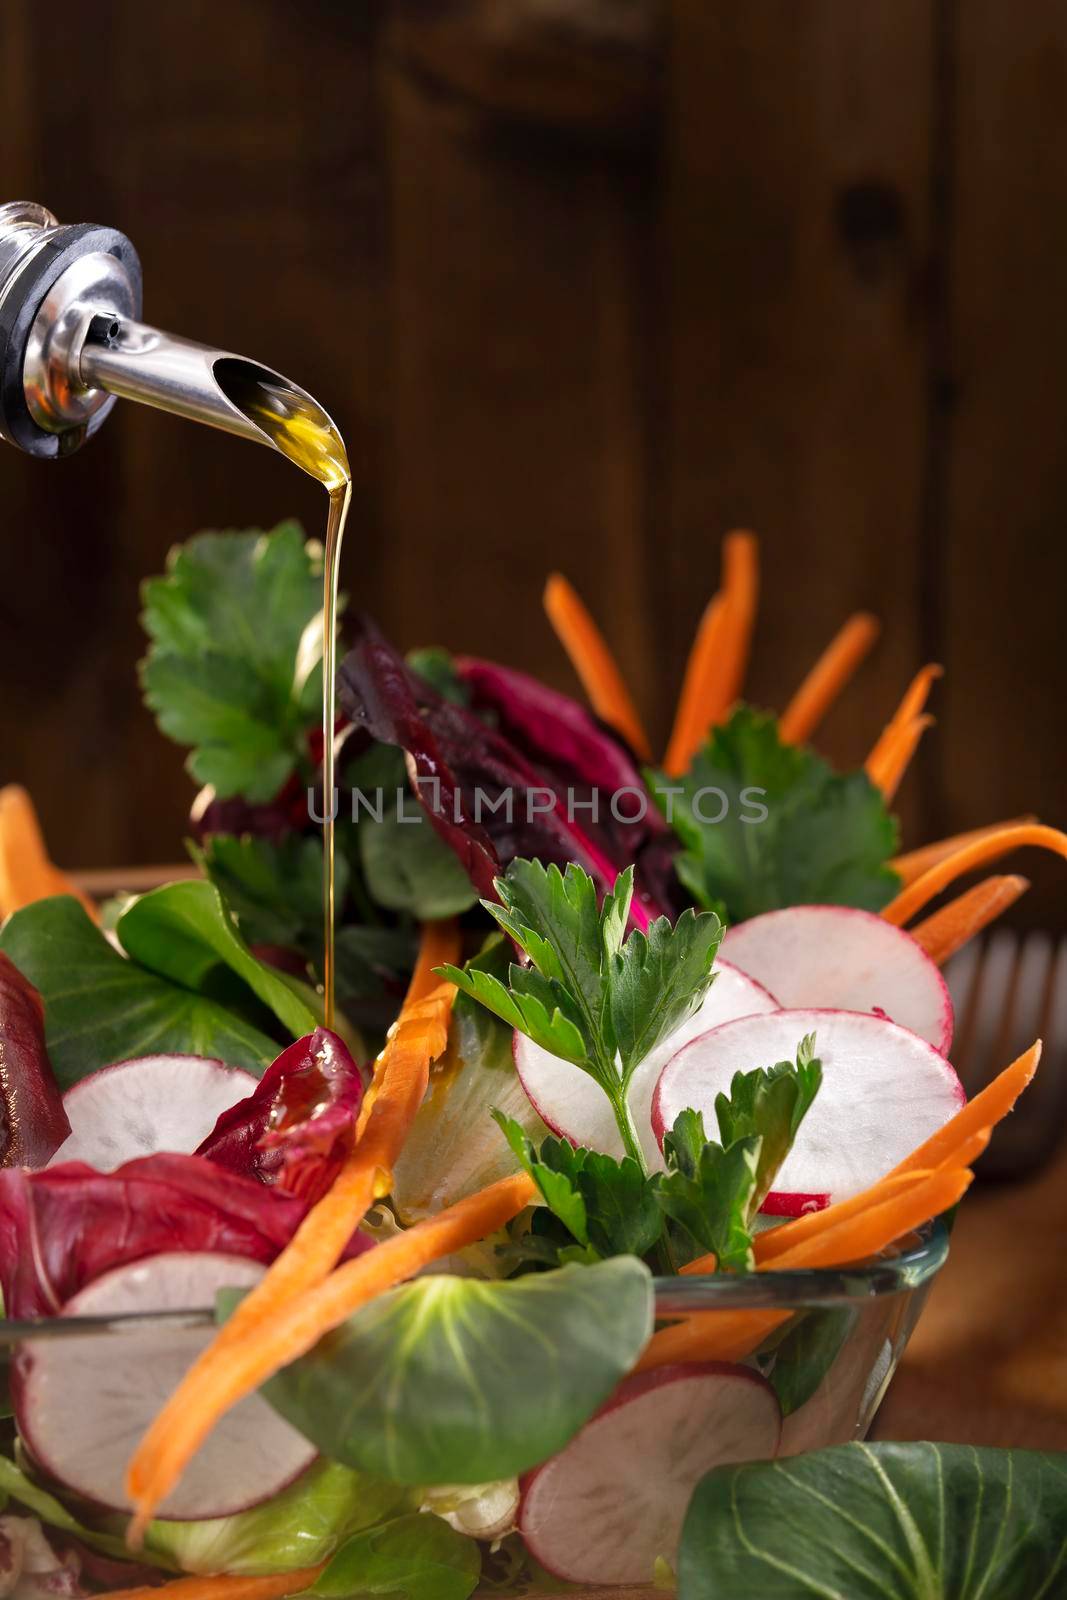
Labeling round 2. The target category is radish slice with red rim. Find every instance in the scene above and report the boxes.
[653,1007,965,1212]
[723,905,954,1053]
[514,961,778,1167]
[49,1055,259,1171]
[519,1362,781,1585]
[13,1252,316,1518]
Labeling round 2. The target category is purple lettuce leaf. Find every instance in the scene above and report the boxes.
[0,1151,372,1318]
[339,619,671,926]
[197,1027,364,1204]
[0,955,70,1169]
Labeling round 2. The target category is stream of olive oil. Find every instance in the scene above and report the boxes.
[215,370,351,1028]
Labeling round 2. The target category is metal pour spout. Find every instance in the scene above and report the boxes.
[0,201,339,464]
[77,318,324,453]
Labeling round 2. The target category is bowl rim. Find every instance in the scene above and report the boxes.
[0,1222,949,1343]
[651,1219,949,1314]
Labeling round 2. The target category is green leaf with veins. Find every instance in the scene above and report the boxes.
[0,897,277,1085]
[486,860,608,1040]
[657,1112,761,1271]
[608,906,723,1080]
[714,1033,823,1212]
[195,833,337,952]
[234,1258,654,1484]
[140,524,326,802]
[298,1513,480,1600]
[438,963,589,1066]
[680,1442,1067,1600]
[653,705,901,922]
[359,795,480,919]
[116,879,320,1040]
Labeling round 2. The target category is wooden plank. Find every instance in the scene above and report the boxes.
[936,1,1067,928]
[0,2,384,868]
[380,26,659,723]
[661,3,936,833]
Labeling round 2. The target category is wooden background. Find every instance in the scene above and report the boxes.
[1,0,1065,926]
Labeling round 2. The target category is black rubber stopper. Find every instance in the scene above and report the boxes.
[0,223,142,458]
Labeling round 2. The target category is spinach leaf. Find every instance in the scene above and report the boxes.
[653,706,900,922]
[680,1442,1067,1599]
[195,833,338,953]
[0,897,277,1084]
[116,880,320,1040]
[299,1513,480,1600]
[768,1308,856,1417]
[359,794,480,919]
[140,523,324,802]
[237,1257,653,1485]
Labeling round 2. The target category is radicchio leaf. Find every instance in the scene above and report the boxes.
[338,621,670,926]
[0,1151,372,1318]
[0,954,69,1169]
[197,1027,363,1203]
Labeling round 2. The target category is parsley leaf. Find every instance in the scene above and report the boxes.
[652,706,900,922]
[494,1114,664,1263]
[140,523,324,802]
[714,1032,823,1211]
[657,1112,761,1272]
[439,860,722,1171]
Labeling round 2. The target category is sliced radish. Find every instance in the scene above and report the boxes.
[653,1008,965,1211]
[514,961,778,1168]
[519,1363,781,1585]
[723,905,954,1053]
[49,1055,259,1171]
[14,1252,315,1518]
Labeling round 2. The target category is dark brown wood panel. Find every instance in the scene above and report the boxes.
[660,2,936,839]
[937,0,1067,926]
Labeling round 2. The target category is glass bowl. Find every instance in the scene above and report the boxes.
[649,1220,949,1454]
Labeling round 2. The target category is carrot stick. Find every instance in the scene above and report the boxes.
[99,1567,326,1600]
[866,714,935,802]
[127,1172,537,1534]
[0,785,99,921]
[891,816,1037,887]
[864,665,942,795]
[664,531,759,774]
[880,825,1067,926]
[910,875,1030,965]
[778,613,880,745]
[543,574,652,760]
[403,919,461,1006]
[889,1042,1042,1177]
[636,1167,972,1372]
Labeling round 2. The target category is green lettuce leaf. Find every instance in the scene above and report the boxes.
[139,1461,413,1577]
[115,879,320,1039]
[0,897,278,1084]
[653,706,900,922]
[236,1257,653,1485]
[299,1513,480,1600]
[0,1454,158,1568]
[679,1442,1067,1599]
[140,523,325,801]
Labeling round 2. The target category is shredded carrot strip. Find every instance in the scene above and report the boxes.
[543,574,651,759]
[881,825,1067,926]
[99,1567,326,1600]
[867,714,934,803]
[664,531,759,774]
[778,612,880,745]
[635,1167,972,1371]
[910,874,1029,965]
[0,785,99,921]
[121,931,457,1543]
[127,1172,537,1533]
[402,919,461,1007]
[890,1042,1041,1177]
[892,816,1036,887]
[864,665,942,797]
